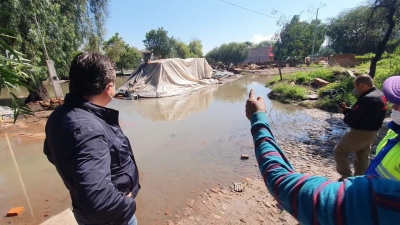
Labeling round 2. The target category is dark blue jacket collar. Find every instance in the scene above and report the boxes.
[388,121,400,134]
[64,93,119,126]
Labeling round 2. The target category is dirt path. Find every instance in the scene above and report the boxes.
[171,109,389,225]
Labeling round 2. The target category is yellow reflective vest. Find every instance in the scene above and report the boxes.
[374,129,400,180]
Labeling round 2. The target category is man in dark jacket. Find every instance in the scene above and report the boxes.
[334,74,387,180]
[44,52,140,225]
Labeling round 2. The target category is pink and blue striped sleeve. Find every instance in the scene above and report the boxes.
[251,112,354,225]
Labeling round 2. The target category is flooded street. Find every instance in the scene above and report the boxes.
[0,75,321,224]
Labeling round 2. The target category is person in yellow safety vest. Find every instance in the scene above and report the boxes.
[366,75,400,180]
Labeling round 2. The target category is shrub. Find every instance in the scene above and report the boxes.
[271,83,308,102]
[316,77,357,111]
[267,69,340,86]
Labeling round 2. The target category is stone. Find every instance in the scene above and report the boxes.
[186,199,195,207]
[312,78,330,87]
[212,214,221,220]
[241,154,249,160]
[211,187,220,193]
[346,70,356,77]
[307,94,319,100]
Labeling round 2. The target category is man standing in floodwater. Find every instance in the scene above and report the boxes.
[43,52,140,225]
[334,74,387,180]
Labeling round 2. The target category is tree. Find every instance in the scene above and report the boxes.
[1,21,36,122]
[143,27,174,58]
[254,40,274,48]
[104,33,126,64]
[172,40,191,59]
[318,46,335,57]
[244,41,254,48]
[206,42,249,65]
[0,0,110,102]
[274,15,326,61]
[368,0,400,78]
[117,47,142,74]
[188,38,204,57]
[104,33,142,74]
[325,5,400,55]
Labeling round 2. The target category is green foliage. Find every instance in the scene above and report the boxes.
[316,77,357,111]
[356,51,400,90]
[254,40,274,48]
[172,40,190,58]
[104,33,126,63]
[118,47,142,72]
[355,52,377,60]
[267,69,337,86]
[188,38,203,57]
[270,82,308,101]
[326,5,400,55]
[143,27,174,58]
[266,68,359,111]
[104,33,142,72]
[274,15,326,60]
[318,46,335,57]
[0,24,36,122]
[0,0,110,80]
[205,42,250,65]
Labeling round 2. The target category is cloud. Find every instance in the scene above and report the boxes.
[252,34,274,43]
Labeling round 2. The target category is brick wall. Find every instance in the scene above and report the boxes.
[329,54,362,67]
[244,47,271,63]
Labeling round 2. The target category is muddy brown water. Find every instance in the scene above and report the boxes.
[0,75,317,224]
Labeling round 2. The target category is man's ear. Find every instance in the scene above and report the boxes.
[106,82,114,89]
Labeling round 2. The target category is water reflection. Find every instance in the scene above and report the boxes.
[213,80,249,103]
[127,87,216,121]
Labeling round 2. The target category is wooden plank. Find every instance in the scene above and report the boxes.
[46,60,64,99]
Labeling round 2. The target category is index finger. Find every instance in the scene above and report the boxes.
[248,88,255,99]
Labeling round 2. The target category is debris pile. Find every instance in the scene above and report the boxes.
[0,106,13,120]
[27,98,64,111]
[210,61,292,72]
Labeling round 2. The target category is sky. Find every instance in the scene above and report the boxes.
[106,0,366,54]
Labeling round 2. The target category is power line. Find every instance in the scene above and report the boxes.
[270,0,289,12]
[220,0,280,19]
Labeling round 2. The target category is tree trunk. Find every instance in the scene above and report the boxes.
[278,67,283,80]
[24,80,50,104]
[369,7,396,78]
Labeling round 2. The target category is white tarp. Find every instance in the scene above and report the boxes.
[118,58,217,98]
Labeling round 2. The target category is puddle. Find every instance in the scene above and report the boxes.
[0,75,320,224]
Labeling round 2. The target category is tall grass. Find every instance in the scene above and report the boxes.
[271,83,308,102]
[267,69,342,86]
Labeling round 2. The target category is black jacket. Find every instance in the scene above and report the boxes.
[44,94,140,224]
[343,87,387,131]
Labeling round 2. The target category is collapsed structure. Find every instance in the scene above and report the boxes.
[116,58,219,98]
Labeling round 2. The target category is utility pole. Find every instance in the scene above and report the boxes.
[311,8,319,62]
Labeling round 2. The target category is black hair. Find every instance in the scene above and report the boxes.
[355,74,374,87]
[69,52,116,96]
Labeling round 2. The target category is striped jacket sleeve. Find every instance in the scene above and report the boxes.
[250,112,388,225]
